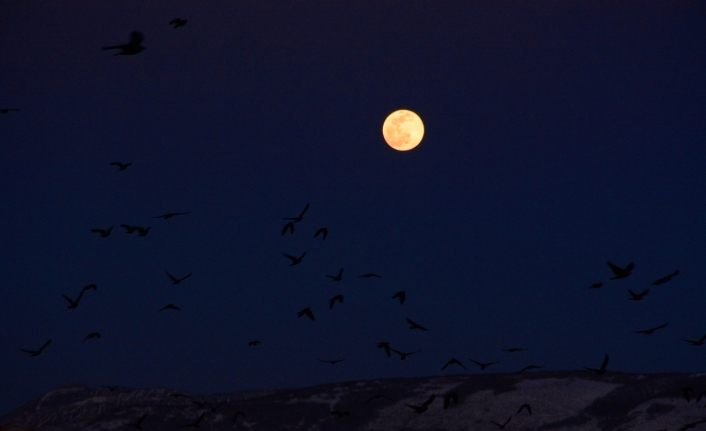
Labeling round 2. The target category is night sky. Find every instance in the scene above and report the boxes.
[2,1,706,415]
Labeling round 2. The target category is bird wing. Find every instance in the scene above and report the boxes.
[61,294,75,306]
[606,261,623,274]
[166,271,178,283]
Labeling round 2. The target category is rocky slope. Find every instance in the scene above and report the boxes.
[2,372,706,431]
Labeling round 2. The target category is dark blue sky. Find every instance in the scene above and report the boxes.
[2,1,705,415]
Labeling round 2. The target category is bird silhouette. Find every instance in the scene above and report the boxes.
[281,222,295,235]
[297,307,315,321]
[516,403,532,416]
[329,294,344,309]
[0,108,19,114]
[441,358,466,370]
[247,340,262,347]
[405,395,436,414]
[628,288,649,301]
[376,341,392,358]
[392,348,419,360]
[589,282,603,289]
[359,272,381,279]
[634,322,669,335]
[502,347,526,353]
[319,358,344,365]
[90,226,113,238]
[170,18,187,28]
[314,227,328,239]
[585,353,609,374]
[284,203,309,222]
[651,270,680,285]
[469,358,498,370]
[326,267,343,282]
[607,261,634,279]
[491,415,512,429]
[155,212,190,220]
[406,317,428,331]
[103,31,145,55]
[110,161,132,170]
[443,392,459,409]
[128,412,148,429]
[20,339,51,357]
[83,332,101,342]
[160,303,181,311]
[392,290,406,304]
[685,334,706,346]
[518,364,544,373]
[283,252,306,266]
[62,284,96,309]
[166,271,192,285]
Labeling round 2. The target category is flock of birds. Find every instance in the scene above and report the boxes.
[5,16,704,431]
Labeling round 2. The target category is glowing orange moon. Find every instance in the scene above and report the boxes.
[382,109,424,151]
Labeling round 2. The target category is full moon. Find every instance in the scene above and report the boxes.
[382,109,424,151]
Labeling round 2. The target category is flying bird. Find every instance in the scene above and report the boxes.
[469,359,498,370]
[589,282,603,289]
[314,227,328,239]
[20,339,51,357]
[359,272,382,279]
[170,18,187,28]
[518,364,544,373]
[135,226,150,236]
[83,332,101,342]
[155,212,190,220]
[516,403,532,416]
[91,226,113,238]
[329,294,344,309]
[502,347,526,353]
[392,348,419,360]
[297,307,315,321]
[406,317,428,331]
[319,358,344,365]
[627,288,649,301]
[491,416,512,429]
[376,341,392,358]
[651,270,680,286]
[102,31,145,55]
[634,322,669,335]
[392,290,406,304]
[0,108,19,114]
[405,395,436,414]
[283,203,309,222]
[121,224,139,233]
[166,271,192,285]
[584,353,609,375]
[62,284,96,310]
[607,261,634,279]
[160,303,181,311]
[110,161,132,171]
[283,252,306,266]
[326,267,343,282]
[441,358,466,370]
[281,222,295,235]
[685,334,706,346]
[247,340,262,347]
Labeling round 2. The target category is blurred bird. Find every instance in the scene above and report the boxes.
[376,341,392,358]
[284,203,309,223]
[685,334,706,346]
[62,284,96,310]
[0,108,19,114]
[91,226,113,238]
[160,304,181,311]
[319,358,344,365]
[329,294,344,309]
[281,222,295,235]
[589,282,603,289]
[166,271,192,285]
[651,270,679,286]
[634,322,669,335]
[110,161,132,170]
[518,364,544,373]
[406,317,428,331]
[392,290,406,304]
[441,358,466,370]
[628,288,649,301]
[297,307,315,321]
[392,348,419,360]
[359,272,381,279]
[585,353,609,374]
[247,340,262,347]
[20,339,51,357]
[607,261,634,279]
[491,416,512,429]
[170,18,187,28]
[155,212,190,220]
[405,395,436,414]
[283,252,306,266]
[83,332,101,342]
[136,226,150,236]
[314,227,328,239]
[326,267,343,282]
[516,403,532,416]
[469,359,498,370]
[102,31,145,55]
[502,347,526,353]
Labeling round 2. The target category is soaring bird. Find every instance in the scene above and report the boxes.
[166,271,192,285]
[83,332,102,342]
[102,31,145,55]
[329,294,344,309]
[392,290,406,304]
[170,18,187,28]
[91,226,113,238]
[359,272,382,279]
[651,270,679,286]
[247,340,262,347]
[326,267,343,282]
[585,353,609,374]
[62,284,97,309]
[634,322,669,335]
[155,212,190,220]
[281,222,295,235]
[283,252,306,266]
[314,227,328,239]
[406,317,428,331]
[516,403,532,416]
[502,347,526,353]
[0,108,19,114]
[491,416,512,429]
[376,341,392,358]
[405,395,436,414]
[319,358,344,365]
[441,358,466,370]
[160,303,181,311]
[518,364,544,373]
[607,261,634,279]
[20,339,51,357]
[284,203,309,223]
[685,334,706,346]
[469,359,498,371]
[297,307,315,321]
[392,348,419,360]
[628,288,649,301]
[110,161,132,170]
